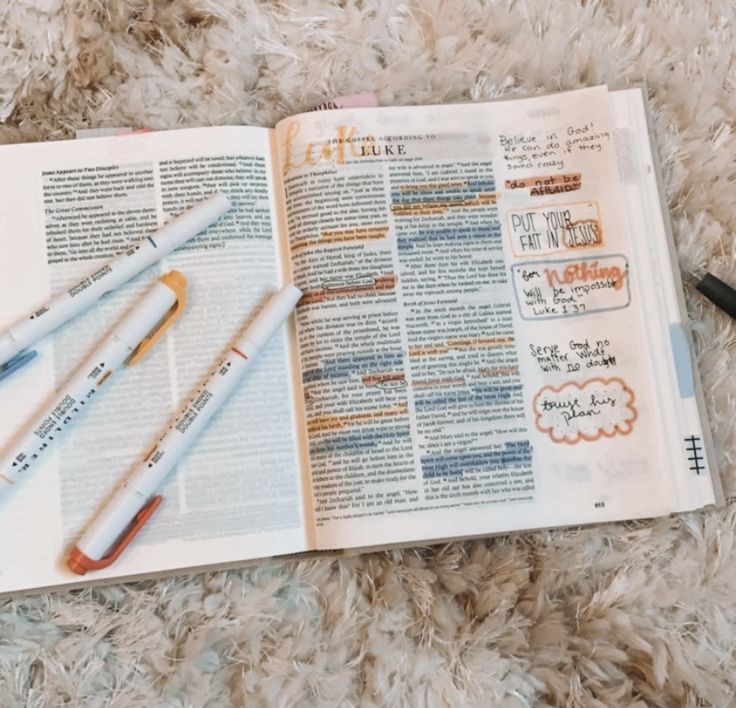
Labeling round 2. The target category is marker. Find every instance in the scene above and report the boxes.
[685,267,736,321]
[0,271,188,503]
[0,193,230,382]
[67,284,302,574]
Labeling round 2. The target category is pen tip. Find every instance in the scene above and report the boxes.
[680,263,706,286]
[66,548,89,575]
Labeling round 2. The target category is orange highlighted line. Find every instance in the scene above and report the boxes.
[308,403,409,434]
[391,193,497,216]
[409,336,515,357]
[409,344,449,357]
[291,224,389,254]
[478,366,520,378]
[412,376,466,389]
[447,336,515,349]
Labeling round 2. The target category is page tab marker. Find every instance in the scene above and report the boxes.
[669,323,694,398]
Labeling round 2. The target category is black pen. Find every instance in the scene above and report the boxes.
[685,267,736,320]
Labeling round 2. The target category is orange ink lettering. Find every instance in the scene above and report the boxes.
[543,260,626,290]
[282,121,361,175]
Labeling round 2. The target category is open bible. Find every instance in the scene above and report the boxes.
[0,85,722,596]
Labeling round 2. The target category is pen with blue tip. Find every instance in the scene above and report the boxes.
[0,193,230,383]
[0,271,188,502]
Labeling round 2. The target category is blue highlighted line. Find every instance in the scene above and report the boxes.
[422,440,532,479]
[414,383,523,412]
[390,179,496,204]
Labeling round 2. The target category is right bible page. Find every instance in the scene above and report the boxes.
[275,86,718,551]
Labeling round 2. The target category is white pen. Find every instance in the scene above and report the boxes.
[67,284,303,575]
[0,271,188,503]
[0,193,230,382]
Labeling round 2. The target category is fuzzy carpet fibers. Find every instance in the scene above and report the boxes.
[1,1,736,706]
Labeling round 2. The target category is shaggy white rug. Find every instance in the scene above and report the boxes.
[1,1,735,705]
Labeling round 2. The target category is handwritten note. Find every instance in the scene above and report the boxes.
[564,122,611,154]
[499,130,565,173]
[504,173,581,197]
[533,377,637,444]
[510,255,630,320]
[499,120,612,173]
[529,338,618,374]
[507,201,602,256]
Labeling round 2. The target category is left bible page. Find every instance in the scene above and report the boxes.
[0,127,310,596]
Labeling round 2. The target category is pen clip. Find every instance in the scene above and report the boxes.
[67,495,163,574]
[128,271,187,367]
[0,350,38,382]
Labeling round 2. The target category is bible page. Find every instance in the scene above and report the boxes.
[274,86,717,551]
[0,126,310,595]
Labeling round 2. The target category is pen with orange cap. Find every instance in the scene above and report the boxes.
[67,284,302,575]
[0,271,188,503]
[0,193,229,383]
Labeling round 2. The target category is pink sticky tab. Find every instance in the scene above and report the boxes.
[310,93,379,111]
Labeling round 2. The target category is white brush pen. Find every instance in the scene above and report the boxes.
[67,284,302,575]
[0,193,230,381]
[0,271,188,503]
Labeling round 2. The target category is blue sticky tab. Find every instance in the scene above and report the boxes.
[0,350,38,383]
[669,324,694,398]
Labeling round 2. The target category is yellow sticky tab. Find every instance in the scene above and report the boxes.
[128,270,188,366]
